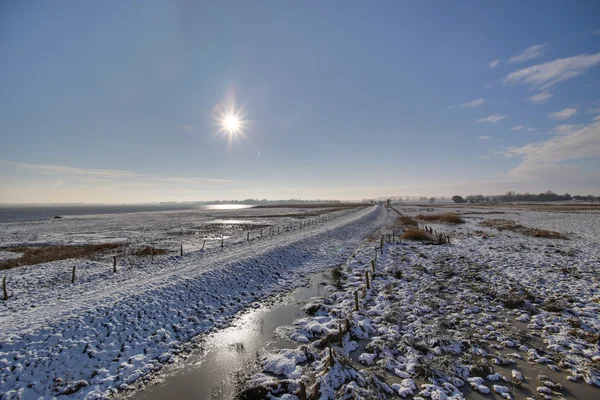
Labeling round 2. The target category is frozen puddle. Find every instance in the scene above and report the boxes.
[125,270,333,400]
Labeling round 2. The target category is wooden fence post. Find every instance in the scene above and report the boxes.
[328,343,335,367]
[151,247,154,264]
[247,232,250,242]
[113,256,117,273]
[71,266,76,284]
[180,244,183,256]
[3,277,7,301]
[371,259,375,272]
[354,290,359,311]
[260,229,263,238]
[365,271,370,289]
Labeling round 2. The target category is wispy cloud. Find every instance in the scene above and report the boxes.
[504,118,600,179]
[479,155,490,159]
[504,53,600,89]
[511,125,524,131]
[529,91,553,104]
[508,44,549,64]
[0,161,239,186]
[478,135,491,140]
[526,127,537,132]
[0,161,136,178]
[450,98,485,109]
[586,106,600,115]
[477,114,506,123]
[547,108,577,120]
[156,177,239,184]
[489,60,500,69]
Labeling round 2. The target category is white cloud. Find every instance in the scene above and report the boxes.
[489,60,500,69]
[529,91,553,104]
[511,125,524,131]
[508,44,549,64]
[526,127,537,132]
[504,118,600,178]
[504,53,600,89]
[547,108,577,120]
[477,114,506,123]
[553,124,584,134]
[451,98,485,109]
[479,155,490,159]
[478,135,491,140]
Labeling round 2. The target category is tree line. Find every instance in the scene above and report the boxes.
[452,191,599,203]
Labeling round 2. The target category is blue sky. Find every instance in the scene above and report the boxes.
[1,0,599,203]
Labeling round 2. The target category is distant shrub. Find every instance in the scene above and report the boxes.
[416,213,465,224]
[0,243,122,270]
[481,219,567,239]
[132,246,169,257]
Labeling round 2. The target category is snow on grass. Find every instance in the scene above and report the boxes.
[0,206,386,399]
[240,206,600,399]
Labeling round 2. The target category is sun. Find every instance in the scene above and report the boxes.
[223,114,241,134]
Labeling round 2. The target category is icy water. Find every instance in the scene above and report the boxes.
[0,204,253,223]
[127,270,332,400]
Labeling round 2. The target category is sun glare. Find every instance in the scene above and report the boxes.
[223,114,241,134]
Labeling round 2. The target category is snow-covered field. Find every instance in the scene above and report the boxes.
[243,205,600,399]
[0,205,386,399]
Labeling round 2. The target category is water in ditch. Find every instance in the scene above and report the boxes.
[126,269,333,400]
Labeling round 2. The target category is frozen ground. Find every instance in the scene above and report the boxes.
[0,205,351,253]
[0,205,387,399]
[243,205,600,399]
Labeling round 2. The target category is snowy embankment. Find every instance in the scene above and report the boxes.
[0,205,387,399]
[244,208,600,399]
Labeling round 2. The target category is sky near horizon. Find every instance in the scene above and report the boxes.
[1,1,600,203]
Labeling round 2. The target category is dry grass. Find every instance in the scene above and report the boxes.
[398,216,418,227]
[401,228,434,242]
[480,219,567,239]
[530,229,567,239]
[0,243,123,270]
[416,213,465,224]
[132,246,169,257]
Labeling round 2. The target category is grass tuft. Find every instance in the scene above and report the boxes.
[397,216,418,227]
[401,228,434,242]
